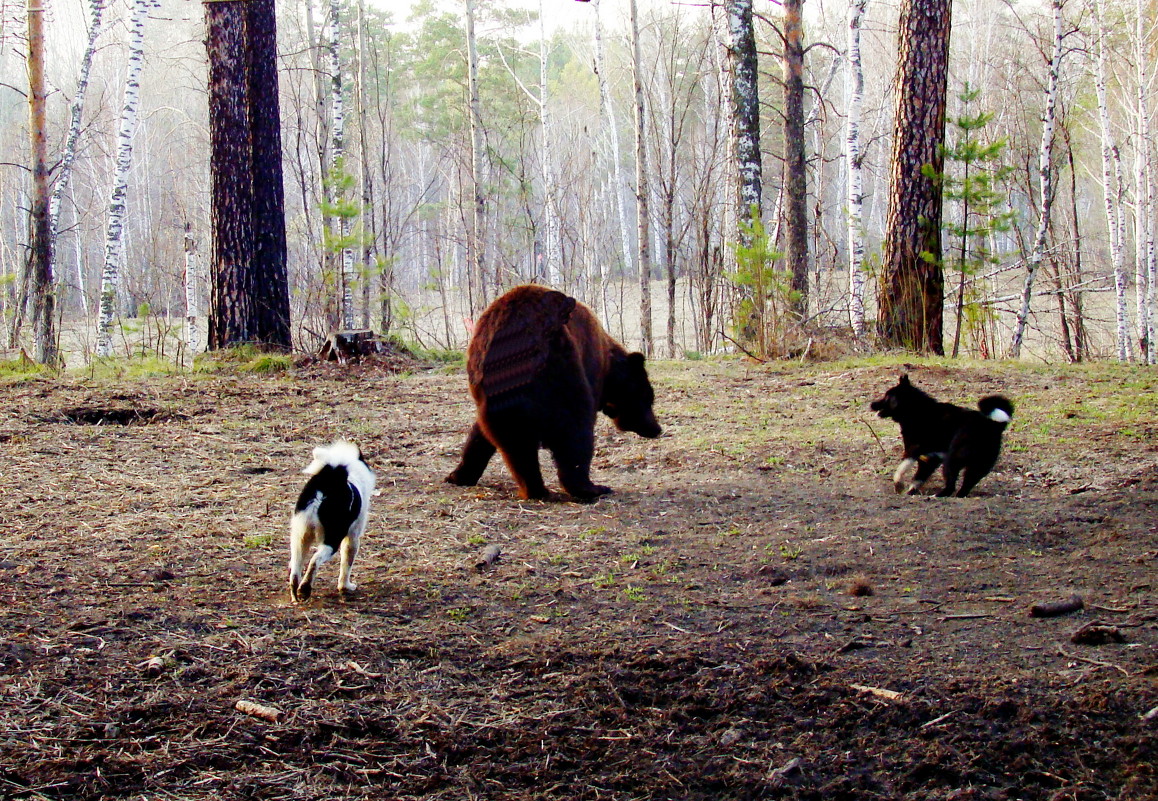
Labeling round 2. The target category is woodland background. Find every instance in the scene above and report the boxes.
[0,0,1155,364]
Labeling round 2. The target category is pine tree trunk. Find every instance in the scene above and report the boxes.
[25,0,56,365]
[248,0,291,348]
[878,0,951,355]
[783,0,809,317]
[1090,0,1131,361]
[630,0,652,355]
[1009,0,1063,359]
[206,0,256,348]
[845,0,867,336]
[96,0,148,358]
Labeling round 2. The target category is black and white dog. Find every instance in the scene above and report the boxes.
[870,374,1014,498]
[288,441,375,602]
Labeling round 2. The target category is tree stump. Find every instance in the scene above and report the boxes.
[318,330,381,363]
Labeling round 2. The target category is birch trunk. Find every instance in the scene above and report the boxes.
[466,0,487,309]
[1009,0,1063,358]
[1090,0,1131,361]
[328,0,355,330]
[630,0,652,354]
[591,0,632,316]
[96,0,148,358]
[184,221,201,356]
[845,0,867,336]
[539,0,563,285]
[1133,0,1155,362]
[726,0,762,226]
[49,0,104,241]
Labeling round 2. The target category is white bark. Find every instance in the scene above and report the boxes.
[1091,0,1132,361]
[630,0,652,354]
[465,0,487,305]
[1010,0,1063,358]
[96,0,148,358]
[539,0,562,284]
[591,0,633,312]
[329,0,355,329]
[1133,0,1155,362]
[49,0,104,240]
[845,0,867,336]
[184,221,201,356]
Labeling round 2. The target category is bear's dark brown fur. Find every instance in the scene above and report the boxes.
[446,285,661,501]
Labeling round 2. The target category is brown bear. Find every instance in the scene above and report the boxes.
[446,284,662,501]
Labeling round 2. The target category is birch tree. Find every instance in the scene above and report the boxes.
[1089,0,1131,361]
[1010,0,1065,359]
[465,0,487,307]
[48,0,105,242]
[726,0,762,229]
[1132,0,1154,362]
[590,0,633,314]
[630,0,653,354]
[328,0,356,330]
[845,0,867,336]
[96,0,149,358]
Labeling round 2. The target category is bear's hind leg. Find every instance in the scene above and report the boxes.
[495,432,549,500]
[446,422,496,486]
[549,428,611,502]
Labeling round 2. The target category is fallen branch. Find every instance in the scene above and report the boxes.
[850,684,905,703]
[1141,705,1158,723]
[1031,595,1083,618]
[860,418,889,459]
[1070,622,1126,646]
[235,699,283,723]
[1055,645,1129,676]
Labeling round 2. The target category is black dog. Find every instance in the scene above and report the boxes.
[870,374,1014,498]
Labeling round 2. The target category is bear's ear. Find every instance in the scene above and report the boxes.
[627,352,646,369]
[542,291,577,327]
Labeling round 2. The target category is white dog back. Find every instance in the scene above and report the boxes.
[288,441,374,602]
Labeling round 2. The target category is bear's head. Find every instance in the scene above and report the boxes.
[602,352,662,439]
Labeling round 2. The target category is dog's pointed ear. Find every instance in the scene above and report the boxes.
[899,374,910,385]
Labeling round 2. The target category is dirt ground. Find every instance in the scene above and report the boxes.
[0,355,1154,801]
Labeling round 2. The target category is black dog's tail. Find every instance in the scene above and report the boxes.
[978,395,1014,427]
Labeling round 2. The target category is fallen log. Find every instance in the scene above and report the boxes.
[1030,595,1083,618]
[475,544,502,570]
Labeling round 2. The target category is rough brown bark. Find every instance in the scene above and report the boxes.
[247,0,291,349]
[878,0,951,354]
[205,0,290,351]
[783,0,808,317]
[206,0,256,349]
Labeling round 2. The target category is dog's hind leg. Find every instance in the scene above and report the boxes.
[337,534,359,594]
[288,514,311,602]
[906,454,943,495]
[937,461,962,497]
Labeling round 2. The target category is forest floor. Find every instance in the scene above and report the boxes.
[0,354,1154,800]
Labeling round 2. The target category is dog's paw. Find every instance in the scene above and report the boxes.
[893,480,907,494]
[341,581,358,594]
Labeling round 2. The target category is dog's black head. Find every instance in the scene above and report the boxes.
[870,374,925,420]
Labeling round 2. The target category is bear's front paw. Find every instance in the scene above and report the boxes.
[445,470,475,486]
[569,484,613,502]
